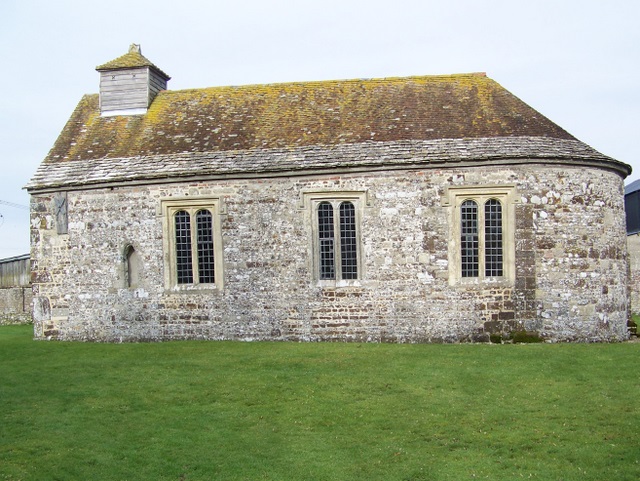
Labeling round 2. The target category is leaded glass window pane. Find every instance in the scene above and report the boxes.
[484,199,503,277]
[340,202,358,280]
[174,210,193,284]
[318,202,335,280]
[196,209,215,284]
[461,200,479,277]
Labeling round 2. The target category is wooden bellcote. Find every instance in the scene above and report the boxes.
[96,44,170,117]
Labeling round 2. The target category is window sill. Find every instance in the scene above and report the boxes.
[164,284,222,295]
[455,277,513,288]
[316,279,362,288]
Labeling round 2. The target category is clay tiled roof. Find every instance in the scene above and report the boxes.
[27,72,630,191]
[43,73,576,163]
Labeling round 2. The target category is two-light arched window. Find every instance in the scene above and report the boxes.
[174,209,215,284]
[317,201,358,280]
[444,185,515,284]
[161,198,223,290]
[460,199,503,278]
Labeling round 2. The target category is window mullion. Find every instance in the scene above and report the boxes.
[478,204,486,281]
[334,202,342,280]
[190,210,200,284]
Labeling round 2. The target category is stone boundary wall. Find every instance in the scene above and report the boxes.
[0,287,33,325]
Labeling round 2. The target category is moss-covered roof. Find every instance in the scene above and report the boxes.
[96,44,170,79]
[43,73,580,164]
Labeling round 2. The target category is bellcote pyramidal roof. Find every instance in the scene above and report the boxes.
[96,43,170,80]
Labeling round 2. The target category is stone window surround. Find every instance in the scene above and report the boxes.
[300,190,369,287]
[442,184,518,286]
[160,197,225,292]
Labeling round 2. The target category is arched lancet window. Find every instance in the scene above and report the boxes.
[317,202,335,280]
[484,199,503,277]
[340,201,358,280]
[196,209,215,283]
[461,200,479,278]
[175,210,194,284]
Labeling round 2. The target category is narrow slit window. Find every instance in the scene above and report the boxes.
[124,245,134,288]
[196,209,215,283]
[174,210,193,284]
[461,200,479,278]
[124,244,141,288]
[340,202,358,280]
[484,199,503,277]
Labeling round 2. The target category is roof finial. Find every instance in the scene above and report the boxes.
[129,44,141,54]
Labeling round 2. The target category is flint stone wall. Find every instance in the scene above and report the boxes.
[29,162,628,342]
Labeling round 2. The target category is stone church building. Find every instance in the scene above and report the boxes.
[26,45,631,342]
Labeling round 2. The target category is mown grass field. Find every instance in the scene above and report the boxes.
[1,324,638,480]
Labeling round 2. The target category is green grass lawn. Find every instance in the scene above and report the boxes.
[1,324,638,481]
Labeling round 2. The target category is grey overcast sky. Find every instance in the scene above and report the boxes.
[0,0,638,258]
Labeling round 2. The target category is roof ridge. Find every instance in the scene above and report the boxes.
[167,72,489,94]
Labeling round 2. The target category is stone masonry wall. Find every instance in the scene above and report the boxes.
[30,162,629,342]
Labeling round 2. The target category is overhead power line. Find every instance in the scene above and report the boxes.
[0,200,29,210]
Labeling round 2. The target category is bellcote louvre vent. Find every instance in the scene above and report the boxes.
[96,44,171,117]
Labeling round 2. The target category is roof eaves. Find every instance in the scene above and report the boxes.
[24,137,631,193]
